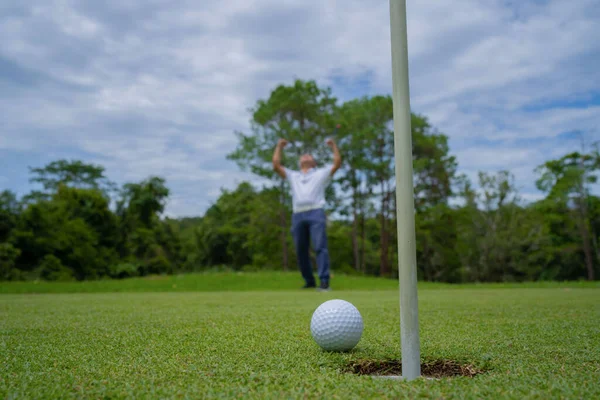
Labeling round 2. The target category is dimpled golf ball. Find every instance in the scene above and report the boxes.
[310,299,363,351]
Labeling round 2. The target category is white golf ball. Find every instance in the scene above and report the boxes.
[310,299,363,351]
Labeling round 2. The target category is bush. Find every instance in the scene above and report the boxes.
[0,243,22,281]
[109,263,140,279]
[334,263,361,276]
[242,264,260,272]
[38,254,73,281]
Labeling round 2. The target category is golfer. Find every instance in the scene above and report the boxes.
[272,137,342,291]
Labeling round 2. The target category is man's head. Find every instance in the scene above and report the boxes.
[299,153,317,170]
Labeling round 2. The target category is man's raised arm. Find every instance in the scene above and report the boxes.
[326,138,342,176]
[272,138,288,179]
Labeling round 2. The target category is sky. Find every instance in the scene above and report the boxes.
[1,0,599,217]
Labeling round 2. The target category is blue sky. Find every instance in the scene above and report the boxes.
[1,0,599,217]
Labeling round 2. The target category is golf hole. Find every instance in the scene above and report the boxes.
[343,359,484,379]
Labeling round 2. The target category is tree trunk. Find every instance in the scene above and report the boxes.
[576,140,595,281]
[576,203,595,280]
[380,210,388,276]
[380,182,390,277]
[389,189,397,278]
[352,206,360,272]
[351,174,360,272]
[360,210,366,274]
[579,221,594,280]
[280,180,289,271]
[592,230,600,271]
[359,176,367,274]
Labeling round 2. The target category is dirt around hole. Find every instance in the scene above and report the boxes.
[343,359,484,378]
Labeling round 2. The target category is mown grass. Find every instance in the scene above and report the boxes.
[1,274,599,399]
[0,270,598,294]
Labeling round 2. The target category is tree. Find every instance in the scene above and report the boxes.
[192,182,255,269]
[415,204,461,282]
[0,190,20,242]
[391,114,458,279]
[25,159,116,202]
[227,79,338,271]
[411,115,457,210]
[535,151,600,280]
[337,98,375,272]
[10,185,120,280]
[246,186,296,270]
[115,176,178,275]
[0,243,21,281]
[38,254,73,281]
[361,95,395,277]
[117,177,170,227]
[456,171,550,282]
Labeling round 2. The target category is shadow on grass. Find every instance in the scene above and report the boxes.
[343,359,485,378]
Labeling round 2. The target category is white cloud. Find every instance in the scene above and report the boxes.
[0,0,599,216]
[456,146,538,169]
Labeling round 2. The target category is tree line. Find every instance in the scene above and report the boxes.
[1,79,598,282]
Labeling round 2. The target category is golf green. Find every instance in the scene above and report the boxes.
[1,278,598,399]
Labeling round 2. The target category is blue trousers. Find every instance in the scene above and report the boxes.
[291,208,330,286]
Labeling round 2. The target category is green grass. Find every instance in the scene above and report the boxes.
[1,274,599,399]
[1,271,598,294]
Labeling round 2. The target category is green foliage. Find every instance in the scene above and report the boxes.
[109,262,140,279]
[190,183,284,271]
[118,176,169,227]
[38,254,73,281]
[25,159,116,202]
[0,242,21,281]
[10,185,118,280]
[326,221,358,275]
[535,151,599,200]
[227,79,337,180]
[335,98,373,223]
[225,79,341,271]
[415,204,462,282]
[535,151,600,280]
[257,80,336,155]
[0,190,20,242]
[245,187,294,269]
[3,81,600,283]
[455,172,551,282]
[3,160,181,281]
[411,114,458,209]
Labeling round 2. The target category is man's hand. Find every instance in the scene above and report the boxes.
[273,139,288,179]
[327,138,342,176]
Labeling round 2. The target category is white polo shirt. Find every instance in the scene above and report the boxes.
[284,165,333,213]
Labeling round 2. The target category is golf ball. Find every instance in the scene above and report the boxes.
[310,299,363,351]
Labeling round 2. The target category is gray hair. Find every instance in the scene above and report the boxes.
[299,155,318,167]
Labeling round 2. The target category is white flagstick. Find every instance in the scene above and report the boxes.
[389,0,421,380]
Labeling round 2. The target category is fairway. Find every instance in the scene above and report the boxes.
[1,278,599,399]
